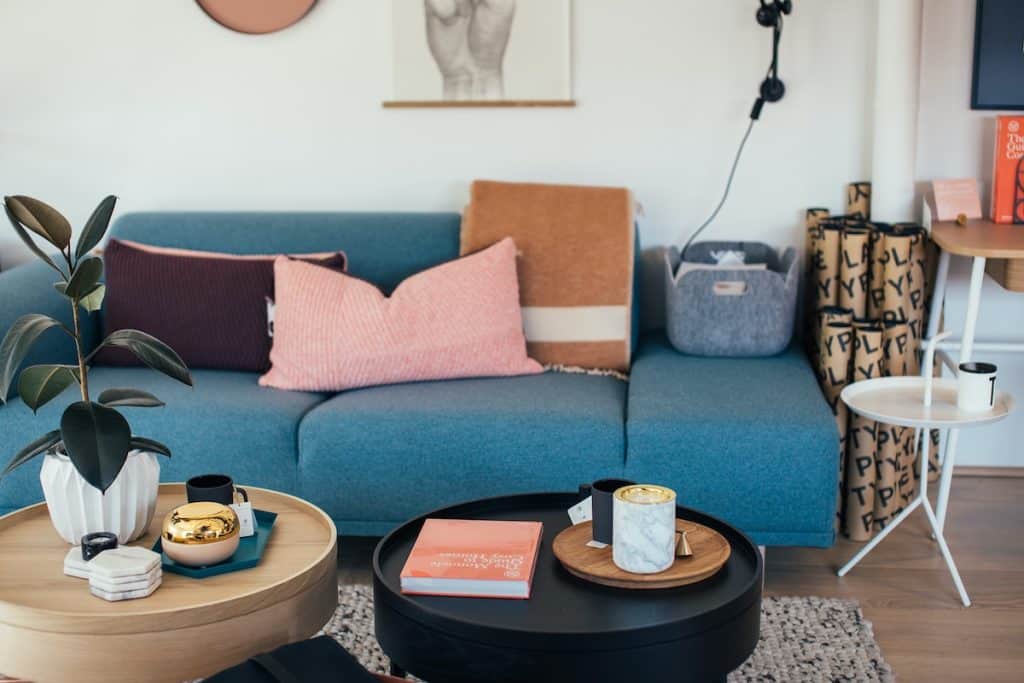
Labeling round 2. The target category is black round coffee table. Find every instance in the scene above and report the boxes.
[373,493,762,683]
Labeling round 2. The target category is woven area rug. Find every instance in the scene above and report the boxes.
[322,585,894,682]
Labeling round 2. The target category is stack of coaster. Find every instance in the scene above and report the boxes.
[64,546,163,601]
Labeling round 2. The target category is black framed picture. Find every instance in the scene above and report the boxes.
[972,0,1024,110]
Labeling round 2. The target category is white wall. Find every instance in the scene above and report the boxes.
[0,0,872,266]
[2,1,1016,464]
[917,0,1023,467]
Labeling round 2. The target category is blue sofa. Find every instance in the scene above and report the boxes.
[0,212,839,546]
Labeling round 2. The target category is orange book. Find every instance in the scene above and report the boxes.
[400,519,543,599]
[991,115,1024,224]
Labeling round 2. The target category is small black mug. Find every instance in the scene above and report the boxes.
[579,478,634,545]
[186,474,248,506]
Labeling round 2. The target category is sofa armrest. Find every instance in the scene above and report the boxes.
[0,260,101,393]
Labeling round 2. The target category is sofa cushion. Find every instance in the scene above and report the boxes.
[625,334,838,547]
[107,212,461,295]
[298,372,627,535]
[261,238,541,392]
[98,239,347,372]
[0,367,326,511]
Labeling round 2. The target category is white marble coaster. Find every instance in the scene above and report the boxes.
[63,547,91,579]
[90,578,161,602]
[89,565,162,594]
[88,546,161,580]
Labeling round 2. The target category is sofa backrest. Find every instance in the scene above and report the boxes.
[108,212,462,294]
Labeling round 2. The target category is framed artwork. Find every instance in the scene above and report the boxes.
[971,0,1024,110]
[385,0,574,108]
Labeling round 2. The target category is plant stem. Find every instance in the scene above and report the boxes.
[70,300,89,402]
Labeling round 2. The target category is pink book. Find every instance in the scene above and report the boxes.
[400,519,543,599]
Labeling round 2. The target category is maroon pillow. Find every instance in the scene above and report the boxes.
[97,239,346,372]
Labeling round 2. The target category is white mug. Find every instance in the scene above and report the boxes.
[957,362,997,413]
[612,484,677,574]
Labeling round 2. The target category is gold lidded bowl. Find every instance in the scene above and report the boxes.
[614,484,676,505]
[161,502,240,567]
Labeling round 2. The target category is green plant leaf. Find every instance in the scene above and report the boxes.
[79,283,106,313]
[75,195,117,261]
[60,401,131,493]
[129,435,171,457]
[18,365,81,413]
[4,204,66,278]
[4,195,71,250]
[98,388,164,408]
[92,329,192,387]
[55,282,106,313]
[64,256,103,298]
[0,314,70,403]
[0,429,61,478]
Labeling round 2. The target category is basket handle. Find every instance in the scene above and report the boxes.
[713,281,748,296]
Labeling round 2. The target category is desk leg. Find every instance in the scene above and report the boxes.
[935,256,986,531]
[959,256,986,363]
[924,248,951,344]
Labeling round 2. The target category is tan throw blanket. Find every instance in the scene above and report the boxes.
[461,179,635,371]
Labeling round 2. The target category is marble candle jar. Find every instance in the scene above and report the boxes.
[612,484,677,574]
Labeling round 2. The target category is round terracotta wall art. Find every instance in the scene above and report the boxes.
[197,0,317,35]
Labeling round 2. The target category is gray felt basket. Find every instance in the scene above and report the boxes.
[664,241,798,357]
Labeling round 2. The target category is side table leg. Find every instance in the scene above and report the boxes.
[838,497,922,577]
[840,432,931,577]
[935,428,959,534]
[922,497,971,607]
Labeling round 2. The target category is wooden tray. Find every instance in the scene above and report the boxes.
[552,519,731,590]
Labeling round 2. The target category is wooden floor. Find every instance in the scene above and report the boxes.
[338,475,1024,683]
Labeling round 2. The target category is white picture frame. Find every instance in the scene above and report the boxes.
[386,0,574,108]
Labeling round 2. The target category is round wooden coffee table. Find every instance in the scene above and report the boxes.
[373,493,762,683]
[0,484,337,683]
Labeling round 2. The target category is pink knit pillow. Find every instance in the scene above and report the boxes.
[260,238,542,391]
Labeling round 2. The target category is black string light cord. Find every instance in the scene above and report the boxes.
[679,12,785,261]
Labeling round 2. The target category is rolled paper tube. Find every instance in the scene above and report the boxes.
[882,318,911,377]
[847,181,872,220]
[852,316,881,329]
[928,428,941,483]
[819,305,854,326]
[805,208,831,356]
[852,325,885,382]
[867,223,889,319]
[905,225,928,375]
[882,229,914,326]
[839,228,871,318]
[833,397,850,532]
[819,322,855,395]
[806,208,830,270]
[873,422,902,533]
[816,222,843,308]
[844,415,877,541]
[813,306,852,375]
[898,427,917,507]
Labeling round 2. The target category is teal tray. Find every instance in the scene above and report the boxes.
[153,509,278,578]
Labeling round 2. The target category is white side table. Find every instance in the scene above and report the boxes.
[923,219,1024,530]
[835,372,1013,607]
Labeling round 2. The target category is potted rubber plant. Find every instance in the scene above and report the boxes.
[0,195,192,543]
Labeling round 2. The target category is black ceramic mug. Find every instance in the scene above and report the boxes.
[186,474,248,506]
[579,478,634,545]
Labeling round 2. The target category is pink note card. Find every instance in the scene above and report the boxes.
[931,179,983,221]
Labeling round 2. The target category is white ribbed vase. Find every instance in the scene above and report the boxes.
[39,449,160,544]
